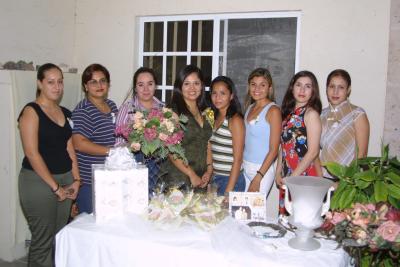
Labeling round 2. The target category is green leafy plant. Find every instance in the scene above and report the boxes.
[325,144,400,210]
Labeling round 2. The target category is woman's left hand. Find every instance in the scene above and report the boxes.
[201,172,212,188]
[248,176,261,192]
[65,180,80,200]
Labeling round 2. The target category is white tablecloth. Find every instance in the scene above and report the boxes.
[55,214,350,267]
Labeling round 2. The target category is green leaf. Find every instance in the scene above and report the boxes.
[324,162,346,178]
[353,170,377,182]
[388,195,400,209]
[339,187,356,209]
[355,179,370,189]
[386,172,400,186]
[354,193,368,204]
[374,180,388,202]
[387,184,400,199]
[344,160,359,177]
[381,143,389,161]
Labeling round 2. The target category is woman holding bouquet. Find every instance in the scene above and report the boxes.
[275,71,322,215]
[243,68,282,195]
[320,69,369,178]
[72,64,118,214]
[18,63,80,266]
[115,67,164,195]
[209,76,246,196]
[160,65,212,191]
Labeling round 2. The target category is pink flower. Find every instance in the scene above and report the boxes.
[331,212,347,225]
[165,131,184,145]
[386,207,400,222]
[159,132,168,141]
[115,124,130,139]
[130,142,141,151]
[376,220,400,242]
[148,109,163,120]
[144,128,158,141]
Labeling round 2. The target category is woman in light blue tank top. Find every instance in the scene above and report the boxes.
[243,68,282,195]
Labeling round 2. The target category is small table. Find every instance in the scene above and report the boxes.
[56,214,350,267]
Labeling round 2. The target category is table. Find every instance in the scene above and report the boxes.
[56,214,350,267]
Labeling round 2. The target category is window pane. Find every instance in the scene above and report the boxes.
[143,56,163,85]
[144,22,163,52]
[166,56,187,86]
[191,20,213,52]
[165,89,173,105]
[167,21,188,52]
[219,20,225,52]
[225,17,297,106]
[190,56,212,87]
[155,89,163,102]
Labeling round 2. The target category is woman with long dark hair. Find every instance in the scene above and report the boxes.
[209,76,245,196]
[276,70,322,215]
[159,65,212,190]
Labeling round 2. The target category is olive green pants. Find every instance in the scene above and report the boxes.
[19,168,72,267]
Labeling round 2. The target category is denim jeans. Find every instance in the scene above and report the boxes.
[212,171,246,196]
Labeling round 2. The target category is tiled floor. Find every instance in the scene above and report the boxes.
[0,257,27,267]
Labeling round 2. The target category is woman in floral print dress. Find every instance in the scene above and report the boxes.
[275,70,323,215]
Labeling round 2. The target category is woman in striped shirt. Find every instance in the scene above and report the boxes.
[72,64,118,214]
[209,76,246,196]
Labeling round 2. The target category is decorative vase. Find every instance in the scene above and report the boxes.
[283,176,334,251]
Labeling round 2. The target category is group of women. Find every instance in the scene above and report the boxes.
[17,63,369,266]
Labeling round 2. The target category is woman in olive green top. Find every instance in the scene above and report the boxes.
[160,65,212,190]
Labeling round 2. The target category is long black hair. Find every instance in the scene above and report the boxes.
[210,75,242,120]
[281,70,322,119]
[168,65,207,115]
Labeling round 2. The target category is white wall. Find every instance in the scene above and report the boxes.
[74,0,390,156]
[0,0,76,68]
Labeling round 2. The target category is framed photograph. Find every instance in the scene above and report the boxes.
[229,192,267,222]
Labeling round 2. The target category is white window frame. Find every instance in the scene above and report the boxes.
[138,11,301,102]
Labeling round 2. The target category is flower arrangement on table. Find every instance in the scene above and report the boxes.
[116,108,188,164]
[148,188,227,230]
[320,144,400,267]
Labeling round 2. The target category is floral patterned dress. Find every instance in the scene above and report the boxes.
[279,106,318,214]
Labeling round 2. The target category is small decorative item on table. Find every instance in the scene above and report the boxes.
[115,107,188,163]
[93,147,148,223]
[247,222,287,239]
[229,192,267,223]
[148,187,227,230]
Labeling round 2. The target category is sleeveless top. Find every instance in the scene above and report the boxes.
[244,102,276,164]
[19,102,72,174]
[281,106,317,176]
[320,101,366,177]
[210,118,242,176]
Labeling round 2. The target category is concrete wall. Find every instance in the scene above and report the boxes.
[0,0,76,68]
[384,0,400,157]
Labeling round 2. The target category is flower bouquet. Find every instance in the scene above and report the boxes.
[319,202,400,266]
[147,188,228,231]
[116,108,188,163]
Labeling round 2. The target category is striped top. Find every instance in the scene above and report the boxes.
[320,101,366,177]
[72,98,118,185]
[210,118,241,176]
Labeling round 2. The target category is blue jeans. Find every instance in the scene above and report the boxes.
[134,152,160,197]
[76,184,93,214]
[213,172,246,196]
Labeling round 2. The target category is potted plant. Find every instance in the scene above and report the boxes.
[321,144,400,266]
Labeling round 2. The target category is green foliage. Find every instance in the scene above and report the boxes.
[326,144,400,210]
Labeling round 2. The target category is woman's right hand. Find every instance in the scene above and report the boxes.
[55,187,67,201]
[189,173,204,188]
[275,175,284,188]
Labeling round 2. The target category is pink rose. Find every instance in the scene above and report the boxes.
[130,142,141,151]
[386,207,400,222]
[159,132,168,141]
[376,220,400,242]
[331,212,347,225]
[144,128,157,141]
